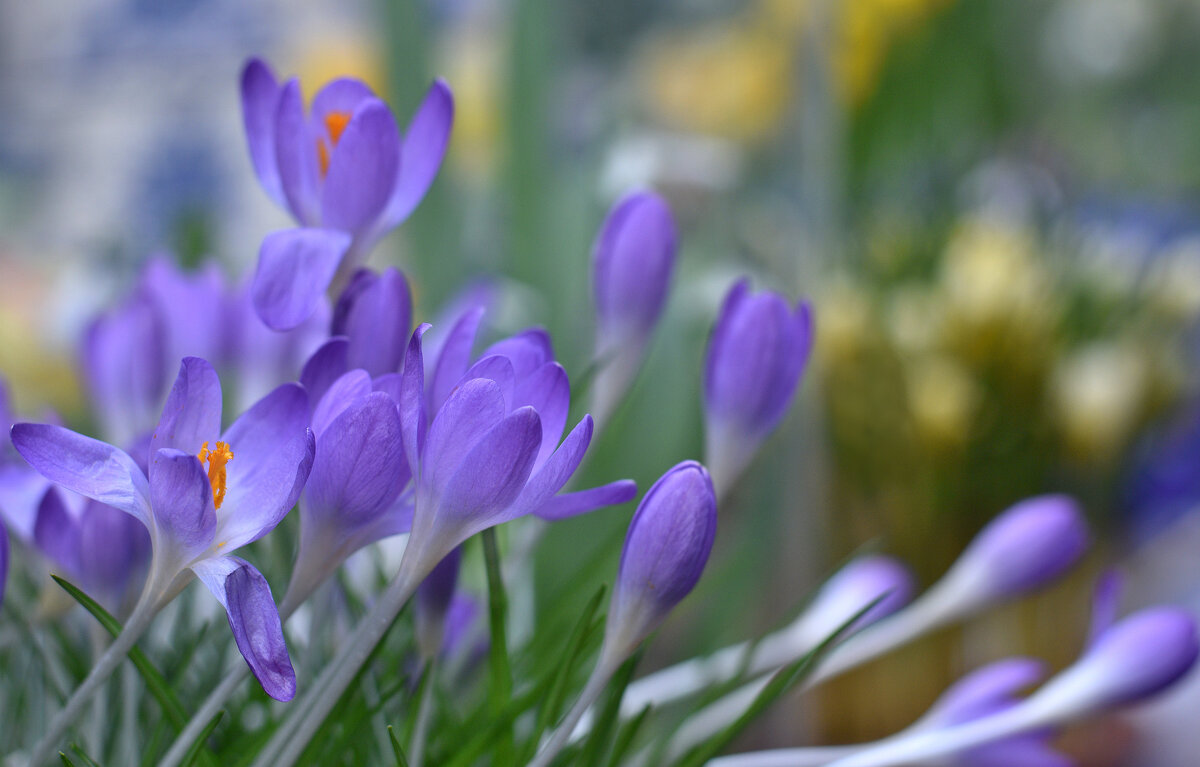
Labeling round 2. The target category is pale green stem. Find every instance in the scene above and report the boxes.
[528,656,618,767]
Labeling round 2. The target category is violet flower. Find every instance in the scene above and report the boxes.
[529,461,717,767]
[703,279,814,496]
[331,267,413,377]
[281,374,412,612]
[240,57,453,330]
[33,490,151,617]
[12,357,313,711]
[590,191,677,426]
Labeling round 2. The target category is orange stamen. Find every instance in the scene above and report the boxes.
[316,111,352,178]
[197,441,234,510]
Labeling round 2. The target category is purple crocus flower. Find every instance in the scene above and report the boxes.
[605,461,718,658]
[240,57,454,330]
[12,357,314,700]
[590,191,677,426]
[530,461,717,767]
[0,377,55,541]
[703,279,814,495]
[33,490,151,616]
[799,555,915,642]
[394,323,637,580]
[281,374,412,612]
[331,267,413,377]
[947,495,1090,602]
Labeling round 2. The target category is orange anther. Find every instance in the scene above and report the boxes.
[197,440,234,510]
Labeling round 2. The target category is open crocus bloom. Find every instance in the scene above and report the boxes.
[12,357,314,700]
[393,324,637,581]
[241,58,453,330]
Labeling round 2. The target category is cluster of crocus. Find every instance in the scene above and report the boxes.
[2,53,1197,767]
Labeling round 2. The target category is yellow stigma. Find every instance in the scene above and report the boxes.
[197,441,234,510]
[317,110,353,177]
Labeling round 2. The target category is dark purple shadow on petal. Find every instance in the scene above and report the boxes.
[33,488,82,576]
[338,268,412,377]
[300,337,350,411]
[400,325,431,475]
[252,228,351,331]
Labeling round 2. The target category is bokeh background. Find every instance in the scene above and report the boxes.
[5,0,1200,763]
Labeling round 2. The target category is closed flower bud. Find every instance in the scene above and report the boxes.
[605,461,717,660]
[590,191,677,425]
[946,495,1089,602]
[703,279,813,495]
[331,267,413,377]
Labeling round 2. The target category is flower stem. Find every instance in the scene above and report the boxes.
[528,658,616,767]
[26,597,157,766]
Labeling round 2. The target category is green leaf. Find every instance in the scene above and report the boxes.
[180,711,225,767]
[68,743,102,767]
[672,596,888,767]
[522,584,607,762]
[388,725,409,767]
[481,529,516,766]
[579,649,642,767]
[604,705,652,767]
[58,753,77,767]
[51,575,189,730]
[441,685,545,767]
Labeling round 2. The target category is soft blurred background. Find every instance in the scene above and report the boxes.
[5,0,1200,764]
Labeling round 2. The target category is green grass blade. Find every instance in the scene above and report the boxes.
[604,706,652,767]
[180,711,225,767]
[481,529,516,766]
[68,743,102,767]
[578,650,642,767]
[388,725,409,767]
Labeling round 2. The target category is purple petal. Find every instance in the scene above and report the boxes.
[334,267,412,377]
[151,357,223,463]
[193,556,296,701]
[149,449,216,557]
[77,500,151,601]
[429,306,484,414]
[82,292,167,446]
[964,738,1073,767]
[611,461,717,646]
[300,337,350,410]
[1066,607,1200,708]
[513,362,570,469]
[1089,570,1124,646]
[217,384,313,550]
[423,378,507,495]
[802,555,915,639]
[311,370,373,439]
[321,99,401,234]
[34,488,82,576]
[510,415,594,519]
[534,480,638,521]
[480,328,555,380]
[592,191,677,341]
[379,79,454,229]
[461,356,516,410]
[305,392,408,529]
[400,325,431,475]
[252,228,352,331]
[273,78,321,225]
[436,407,542,536]
[11,423,151,528]
[310,78,376,128]
[241,58,286,208]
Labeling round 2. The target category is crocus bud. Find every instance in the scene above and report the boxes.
[604,461,717,660]
[590,192,677,426]
[944,495,1089,602]
[797,556,915,644]
[703,279,813,495]
[415,546,462,660]
[331,267,413,377]
[1032,607,1199,714]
